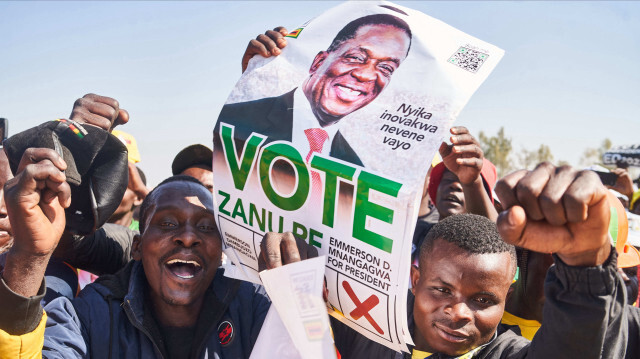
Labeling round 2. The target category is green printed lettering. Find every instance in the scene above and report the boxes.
[249,203,266,231]
[218,190,231,216]
[259,143,309,211]
[309,228,323,248]
[310,156,356,228]
[231,198,247,224]
[267,211,284,233]
[220,124,265,190]
[352,171,402,253]
[292,222,307,240]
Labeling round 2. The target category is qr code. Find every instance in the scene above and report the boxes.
[448,47,489,73]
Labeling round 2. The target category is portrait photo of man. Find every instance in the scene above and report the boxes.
[215,13,413,168]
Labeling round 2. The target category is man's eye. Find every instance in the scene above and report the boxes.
[160,221,176,228]
[474,297,494,305]
[433,287,451,295]
[345,54,365,62]
[198,224,216,232]
[378,64,395,76]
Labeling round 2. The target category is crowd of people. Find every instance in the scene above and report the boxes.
[1,25,639,359]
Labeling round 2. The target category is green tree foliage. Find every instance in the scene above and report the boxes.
[518,144,554,170]
[579,138,612,167]
[478,127,513,178]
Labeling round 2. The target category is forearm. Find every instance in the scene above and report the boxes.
[462,177,498,221]
[3,248,51,298]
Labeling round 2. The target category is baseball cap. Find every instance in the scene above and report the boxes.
[3,119,128,235]
[112,129,141,163]
[171,144,213,175]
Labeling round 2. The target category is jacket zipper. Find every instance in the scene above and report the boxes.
[123,299,167,359]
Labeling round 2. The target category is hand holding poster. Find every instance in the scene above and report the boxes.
[213,1,503,352]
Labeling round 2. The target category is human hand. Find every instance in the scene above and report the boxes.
[439,126,484,186]
[607,167,634,200]
[495,163,611,267]
[258,232,318,271]
[241,27,288,73]
[69,93,129,132]
[5,148,71,257]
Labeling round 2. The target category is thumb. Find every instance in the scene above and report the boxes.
[497,206,527,246]
[439,141,451,158]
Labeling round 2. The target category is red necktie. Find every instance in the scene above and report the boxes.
[304,128,329,203]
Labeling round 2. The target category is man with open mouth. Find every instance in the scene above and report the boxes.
[0,165,273,357]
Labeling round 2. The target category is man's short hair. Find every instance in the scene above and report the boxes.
[327,14,412,56]
[138,175,208,234]
[419,214,516,276]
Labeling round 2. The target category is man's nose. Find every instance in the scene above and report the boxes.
[0,193,7,218]
[444,302,473,324]
[173,225,202,248]
[351,62,377,82]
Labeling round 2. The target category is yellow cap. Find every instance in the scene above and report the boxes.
[112,130,141,163]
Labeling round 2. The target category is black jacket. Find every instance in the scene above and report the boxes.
[332,249,640,359]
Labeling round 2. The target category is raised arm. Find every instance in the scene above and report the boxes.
[495,163,626,358]
[439,126,498,221]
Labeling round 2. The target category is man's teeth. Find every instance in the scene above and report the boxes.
[337,85,362,95]
[166,259,201,267]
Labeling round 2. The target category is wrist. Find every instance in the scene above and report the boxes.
[461,175,483,189]
[557,243,611,267]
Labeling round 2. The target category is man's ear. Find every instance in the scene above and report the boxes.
[132,234,142,261]
[309,51,327,73]
[506,284,515,301]
[410,265,421,296]
[133,196,144,207]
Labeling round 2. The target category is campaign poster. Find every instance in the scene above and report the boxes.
[212,1,504,352]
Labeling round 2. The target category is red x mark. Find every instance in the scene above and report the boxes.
[342,281,384,334]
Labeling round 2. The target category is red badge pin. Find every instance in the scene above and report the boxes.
[218,320,234,346]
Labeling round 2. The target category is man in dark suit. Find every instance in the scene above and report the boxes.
[215,13,413,168]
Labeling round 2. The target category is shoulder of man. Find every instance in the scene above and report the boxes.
[473,323,530,359]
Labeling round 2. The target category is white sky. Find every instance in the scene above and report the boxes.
[2,1,639,186]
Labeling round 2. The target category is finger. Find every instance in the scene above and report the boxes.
[17,148,67,174]
[450,133,476,146]
[265,29,287,50]
[495,169,528,210]
[82,93,120,113]
[257,33,281,55]
[72,96,119,121]
[438,141,452,158]
[497,205,573,254]
[41,179,71,207]
[496,206,527,247]
[538,165,577,226]
[563,170,607,223]
[25,161,67,184]
[69,109,112,130]
[280,232,301,265]
[274,26,289,36]
[114,109,129,128]
[260,232,284,269]
[452,144,483,158]
[456,157,483,168]
[515,163,555,221]
[449,126,468,136]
